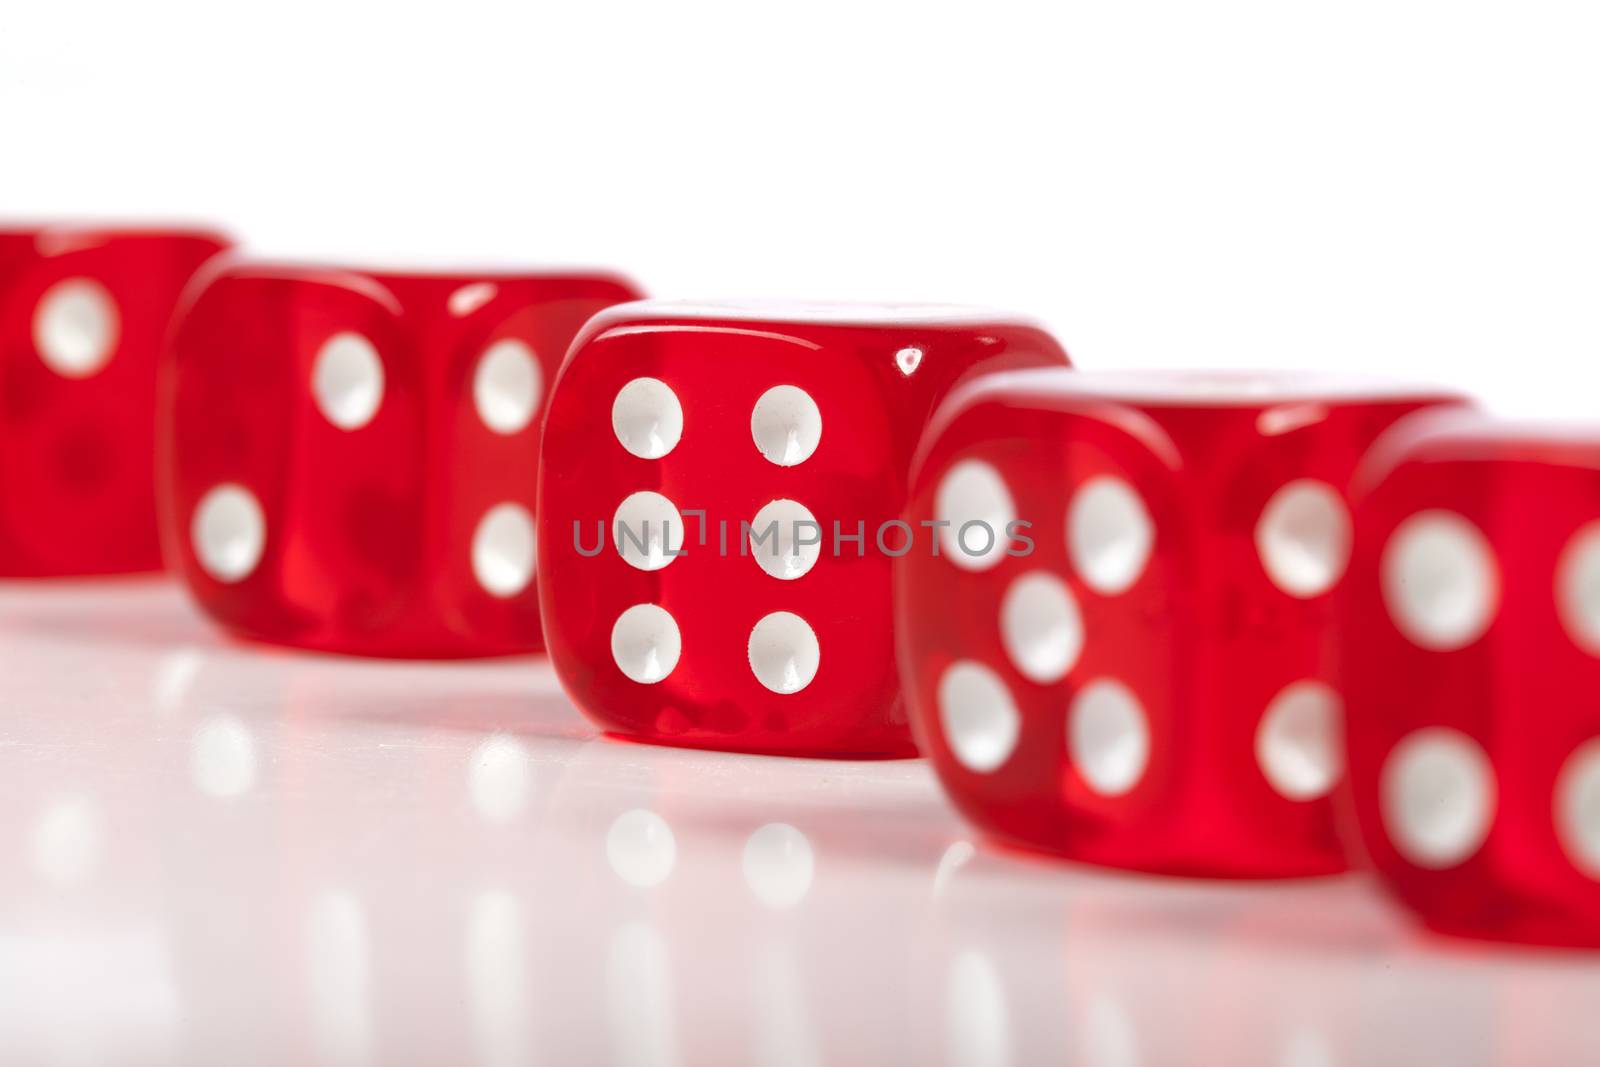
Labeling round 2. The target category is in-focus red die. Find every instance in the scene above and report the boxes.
[0,224,229,574]
[159,261,641,657]
[1342,410,1600,944]
[536,301,1070,756]
[897,369,1466,876]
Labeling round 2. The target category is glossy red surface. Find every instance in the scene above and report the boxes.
[1342,410,1600,944]
[536,301,1070,756]
[0,225,229,575]
[897,369,1465,876]
[160,261,641,657]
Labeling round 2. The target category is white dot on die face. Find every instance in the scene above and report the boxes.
[1068,477,1154,595]
[612,491,685,571]
[1000,571,1084,685]
[1555,739,1600,880]
[1556,522,1600,657]
[935,459,1016,572]
[612,377,683,459]
[1255,680,1344,801]
[191,484,266,583]
[748,498,821,580]
[472,503,536,597]
[1255,479,1352,598]
[611,604,682,684]
[1380,727,1495,868]
[747,611,820,695]
[1068,678,1150,796]
[33,277,118,378]
[937,660,1022,773]
[473,338,542,434]
[1381,511,1498,651]
[750,384,822,466]
[311,331,385,430]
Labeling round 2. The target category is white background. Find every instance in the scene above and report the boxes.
[5,9,1600,1063]
[4,0,1598,417]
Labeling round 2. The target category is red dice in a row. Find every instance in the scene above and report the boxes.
[899,373,1600,947]
[6,223,1597,946]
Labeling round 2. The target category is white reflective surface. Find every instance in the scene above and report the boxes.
[1,581,1595,1066]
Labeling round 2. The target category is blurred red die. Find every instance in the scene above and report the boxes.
[160,260,640,656]
[1343,410,1600,944]
[0,224,229,574]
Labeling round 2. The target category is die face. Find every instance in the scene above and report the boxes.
[411,274,643,650]
[161,263,640,657]
[898,370,1465,876]
[1343,413,1600,945]
[900,386,1183,856]
[0,227,229,575]
[163,269,428,652]
[536,301,1070,756]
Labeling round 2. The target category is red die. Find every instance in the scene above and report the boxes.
[159,261,641,657]
[0,224,229,574]
[897,369,1465,876]
[1342,410,1600,945]
[536,300,1070,756]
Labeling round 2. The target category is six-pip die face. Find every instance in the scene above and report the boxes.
[0,225,229,575]
[1342,411,1600,945]
[536,300,1071,757]
[897,369,1466,877]
[159,261,641,657]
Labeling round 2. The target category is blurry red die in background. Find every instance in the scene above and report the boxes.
[1342,410,1600,945]
[897,369,1466,877]
[536,301,1070,756]
[159,261,641,657]
[0,225,229,575]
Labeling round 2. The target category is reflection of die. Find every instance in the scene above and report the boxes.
[536,301,1070,756]
[160,261,641,657]
[0,225,229,574]
[897,369,1464,876]
[1343,410,1600,944]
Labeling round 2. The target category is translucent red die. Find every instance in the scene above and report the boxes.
[896,369,1465,876]
[0,224,229,575]
[1342,410,1600,944]
[159,261,641,657]
[536,301,1070,756]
